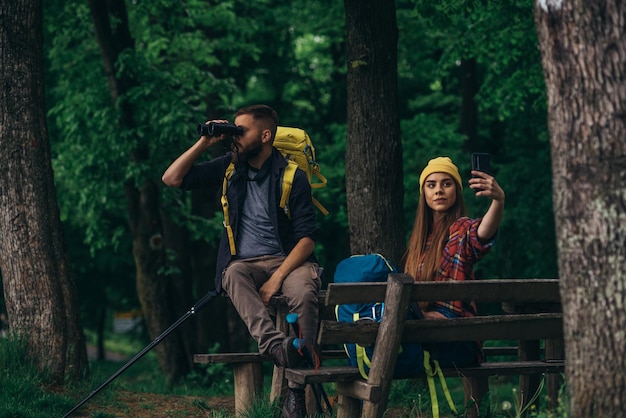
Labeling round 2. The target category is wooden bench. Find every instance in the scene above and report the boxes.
[193,293,335,415]
[285,274,564,418]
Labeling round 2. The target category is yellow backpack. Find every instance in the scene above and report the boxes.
[221,126,328,255]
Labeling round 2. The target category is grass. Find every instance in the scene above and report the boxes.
[0,334,74,418]
[384,376,570,418]
[0,333,569,418]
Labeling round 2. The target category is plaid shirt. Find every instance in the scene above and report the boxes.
[427,217,495,317]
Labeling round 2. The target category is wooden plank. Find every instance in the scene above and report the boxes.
[545,338,565,409]
[518,340,542,417]
[285,366,362,385]
[441,361,564,377]
[318,313,563,345]
[362,274,414,418]
[194,353,271,363]
[337,380,381,403]
[336,389,365,418]
[325,277,561,306]
[284,360,564,386]
[403,314,564,342]
[194,348,345,364]
[233,362,264,416]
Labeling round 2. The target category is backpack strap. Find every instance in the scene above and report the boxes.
[279,161,298,219]
[353,312,372,379]
[280,161,330,217]
[221,162,237,256]
[312,196,330,216]
[310,169,328,189]
[424,350,458,418]
[224,160,328,252]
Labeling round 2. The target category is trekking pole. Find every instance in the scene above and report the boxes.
[285,313,332,414]
[62,290,219,418]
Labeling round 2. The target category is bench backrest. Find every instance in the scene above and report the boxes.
[317,275,562,346]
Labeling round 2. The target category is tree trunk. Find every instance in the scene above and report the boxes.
[534,1,626,416]
[0,0,88,383]
[88,0,189,381]
[343,0,405,266]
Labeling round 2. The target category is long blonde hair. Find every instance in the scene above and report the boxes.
[403,182,466,286]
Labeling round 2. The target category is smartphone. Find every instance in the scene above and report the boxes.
[471,153,491,193]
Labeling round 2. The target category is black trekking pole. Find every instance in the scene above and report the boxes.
[62,290,219,418]
[286,313,332,414]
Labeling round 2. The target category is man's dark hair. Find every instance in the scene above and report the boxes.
[235,105,279,138]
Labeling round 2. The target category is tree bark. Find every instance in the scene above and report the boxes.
[0,0,88,383]
[534,1,626,416]
[343,0,405,266]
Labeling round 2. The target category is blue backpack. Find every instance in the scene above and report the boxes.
[334,254,422,379]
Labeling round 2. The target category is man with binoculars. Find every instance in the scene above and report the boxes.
[162,104,320,418]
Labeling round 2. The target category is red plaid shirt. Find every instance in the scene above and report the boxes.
[426,217,495,317]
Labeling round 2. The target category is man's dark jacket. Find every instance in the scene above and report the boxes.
[179,148,317,292]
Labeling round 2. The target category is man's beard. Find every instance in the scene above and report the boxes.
[232,134,263,164]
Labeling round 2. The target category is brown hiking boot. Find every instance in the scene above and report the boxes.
[282,387,306,418]
[270,337,305,369]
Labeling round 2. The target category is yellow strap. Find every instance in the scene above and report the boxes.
[436,358,458,414]
[424,351,440,418]
[353,312,371,379]
[279,162,297,219]
[355,345,370,379]
[423,350,458,418]
[312,197,329,216]
[310,169,327,189]
[222,163,237,255]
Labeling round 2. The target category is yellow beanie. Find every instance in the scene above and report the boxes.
[418,157,462,193]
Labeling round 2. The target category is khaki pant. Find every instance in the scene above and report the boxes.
[222,255,321,354]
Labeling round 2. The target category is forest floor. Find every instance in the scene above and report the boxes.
[71,346,236,417]
[67,390,416,417]
[71,346,413,417]
[69,390,235,417]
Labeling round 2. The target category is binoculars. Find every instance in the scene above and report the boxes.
[197,122,243,137]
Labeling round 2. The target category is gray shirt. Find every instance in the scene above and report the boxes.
[235,166,284,258]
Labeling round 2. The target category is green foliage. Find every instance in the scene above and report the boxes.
[310,123,350,281]
[398,0,557,278]
[38,0,560,375]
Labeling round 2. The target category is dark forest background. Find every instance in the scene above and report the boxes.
[1,0,556,374]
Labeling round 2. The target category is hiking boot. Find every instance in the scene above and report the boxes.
[282,387,306,418]
[270,337,305,368]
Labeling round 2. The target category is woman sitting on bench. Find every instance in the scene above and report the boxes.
[403,156,505,367]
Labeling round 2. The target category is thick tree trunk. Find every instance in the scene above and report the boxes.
[343,0,404,266]
[534,1,626,416]
[89,0,189,380]
[0,0,87,383]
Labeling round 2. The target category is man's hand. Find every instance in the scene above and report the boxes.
[259,273,284,305]
[258,237,315,305]
[161,119,228,187]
